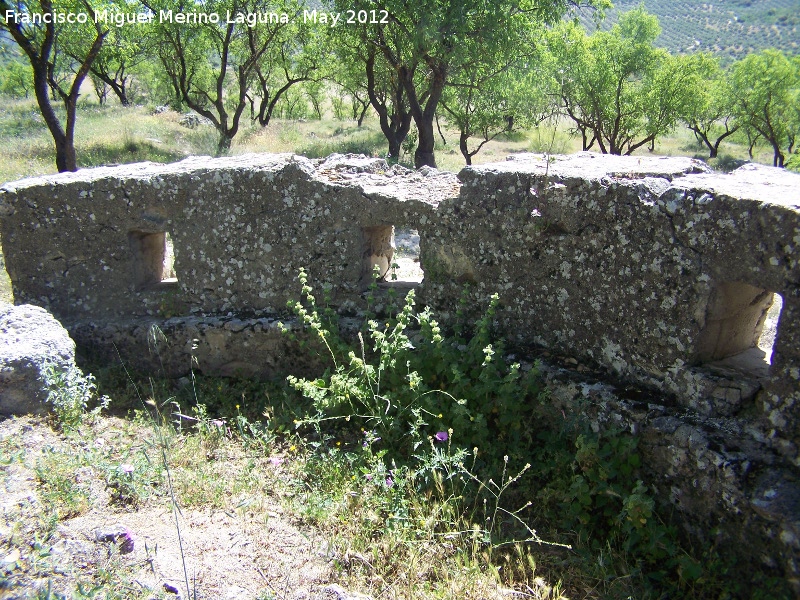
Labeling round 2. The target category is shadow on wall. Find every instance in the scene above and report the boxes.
[128,230,177,289]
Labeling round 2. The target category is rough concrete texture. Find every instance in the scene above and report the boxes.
[0,304,77,415]
[421,153,800,463]
[0,153,457,319]
[69,313,349,381]
[2,151,800,581]
[540,361,800,581]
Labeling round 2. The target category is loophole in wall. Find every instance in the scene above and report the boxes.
[360,226,423,291]
[128,230,177,288]
[698,281,783,376]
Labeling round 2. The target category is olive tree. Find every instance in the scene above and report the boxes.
[330,25,413,159]
[547,8,704,155]
[247,19,326,128]
[82,7,153,106]
[145,0,320,154]
[730,49,799,167]
[440,52,551,165]
[678,53,738,159]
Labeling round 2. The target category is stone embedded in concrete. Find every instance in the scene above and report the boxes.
[0,304,77,415]
[541,361,800,579]
[420,153,800,462]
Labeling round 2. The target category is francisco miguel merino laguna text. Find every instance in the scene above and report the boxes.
[3,9,295,28]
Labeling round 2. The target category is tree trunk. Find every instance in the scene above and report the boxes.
[217,133,233,156]
[55,136,78,172]
[397,61,445,169]
[387,136,402,160]
[95,72,129,106]
[31,64,77,172]
[111,81,129,106]
[414,117,437,168]
[460,131,472,166]
[357,103,369,127]
[364,51,411,161]
[436,113,447,145]
[581,128,590,151]
[773,144,785,167]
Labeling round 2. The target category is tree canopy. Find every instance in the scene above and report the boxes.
[545,7,708,156]
[327,0,608,168]
[1,0,797,172]
[144,0,325,154]
[678,53,739,159]
[730,49,799,167]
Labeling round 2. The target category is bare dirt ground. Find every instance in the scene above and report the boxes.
[0,416,342,600]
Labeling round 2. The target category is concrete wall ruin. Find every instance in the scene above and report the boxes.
[2,152,800,580]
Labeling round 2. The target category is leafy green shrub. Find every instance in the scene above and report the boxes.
[282,269,541,467]
[786,152,800,173]
[710,153,749,172]
[42,362,110,428]
[105,454,161,508]
[279,269,790,597]
[300,129,385,159]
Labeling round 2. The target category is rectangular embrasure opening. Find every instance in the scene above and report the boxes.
[361,226,423,291]
[129,230,177,289]
[758,292,783,365]
[698,282,782,377]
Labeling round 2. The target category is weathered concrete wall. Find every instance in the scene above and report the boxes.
[0,153,457,319]
[421,154,800,462]
[2,151,800,582]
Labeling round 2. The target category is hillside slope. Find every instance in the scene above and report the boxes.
[583,0,799,61]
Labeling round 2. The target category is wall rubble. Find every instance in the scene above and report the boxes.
[2,151,799,580]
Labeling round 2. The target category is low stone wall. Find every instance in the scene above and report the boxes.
[422,154,800,464]
[2,152,800,582]
[0,153,457,319]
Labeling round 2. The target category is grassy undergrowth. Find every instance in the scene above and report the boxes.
[0,93,794,594]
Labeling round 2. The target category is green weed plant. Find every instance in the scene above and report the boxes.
[42,362,110,429]
[277,268,789,597]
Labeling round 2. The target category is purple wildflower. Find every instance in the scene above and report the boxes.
[120,463,134,475]
[119,527,135,554]
[434,431,449,442]
[269,456,284,466]
[385,477,394,488]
